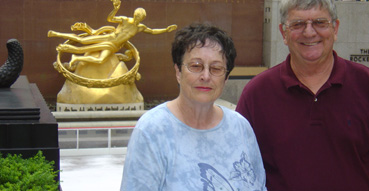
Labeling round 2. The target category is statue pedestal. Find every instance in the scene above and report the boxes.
[0,76,60,185]
[56,102,144,112]
[0,76,40,122]
[55,58,144,109]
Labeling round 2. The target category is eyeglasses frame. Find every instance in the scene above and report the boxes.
[182,61,227,77]
[284,18,333,32]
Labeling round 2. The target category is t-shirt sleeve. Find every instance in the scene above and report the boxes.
[238,113,267,191]
[120,120,166,191]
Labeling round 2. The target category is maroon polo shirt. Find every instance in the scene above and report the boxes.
[236,51,369,191]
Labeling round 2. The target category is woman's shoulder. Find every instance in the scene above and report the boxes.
[140,102,169,118]
[220,105,249,124]
[219,105,257,139]
[135,102,176,131]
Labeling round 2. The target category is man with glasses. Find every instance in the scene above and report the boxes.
[236,0,369,190]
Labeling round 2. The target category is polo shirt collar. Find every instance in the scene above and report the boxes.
[280,51,345,90]
[328,51,346,85]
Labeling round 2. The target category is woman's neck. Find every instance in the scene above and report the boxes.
[167,98,222,130]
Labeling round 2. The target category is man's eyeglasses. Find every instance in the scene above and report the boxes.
[284,18,332,33]
[183,61,227,77]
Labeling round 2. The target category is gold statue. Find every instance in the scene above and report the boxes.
[48,0,177,109]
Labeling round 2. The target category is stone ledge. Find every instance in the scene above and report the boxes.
[56,102,144,112]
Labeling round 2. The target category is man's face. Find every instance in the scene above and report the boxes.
[133,11,145,24]
[279,7,340,64]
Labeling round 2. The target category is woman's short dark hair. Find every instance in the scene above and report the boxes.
[171,23,237,78]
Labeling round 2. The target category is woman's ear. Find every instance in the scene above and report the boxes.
[174,64,181,84]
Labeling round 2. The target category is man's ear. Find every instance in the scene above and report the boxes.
[333,19,340,41]
[279,23,288,45]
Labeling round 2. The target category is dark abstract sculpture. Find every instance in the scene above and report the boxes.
[0,39,24,88]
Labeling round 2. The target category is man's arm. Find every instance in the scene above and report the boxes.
[235,85,253,125]
[107,0,127,23]
[140,24,177,35]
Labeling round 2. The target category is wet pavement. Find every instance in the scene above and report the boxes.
[60,154,125,191]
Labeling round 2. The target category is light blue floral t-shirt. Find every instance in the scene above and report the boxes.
[120,103,267,191]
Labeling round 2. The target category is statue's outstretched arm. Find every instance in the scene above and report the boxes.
[141,24,177,35]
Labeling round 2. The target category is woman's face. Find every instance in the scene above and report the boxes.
[175,40,227,105]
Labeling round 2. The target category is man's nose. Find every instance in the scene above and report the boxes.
[302,22,318,37]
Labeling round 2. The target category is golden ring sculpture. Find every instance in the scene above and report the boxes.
[53,37,140,88]
[48,0,176,90]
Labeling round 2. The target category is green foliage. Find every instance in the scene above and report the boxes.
[0,151,59,191]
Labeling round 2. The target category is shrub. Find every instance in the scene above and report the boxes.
[0,151,59,190]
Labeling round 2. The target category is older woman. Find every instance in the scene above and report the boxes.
[120,23,266,191]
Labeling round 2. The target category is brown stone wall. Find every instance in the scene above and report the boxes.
[0,0,264,103]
